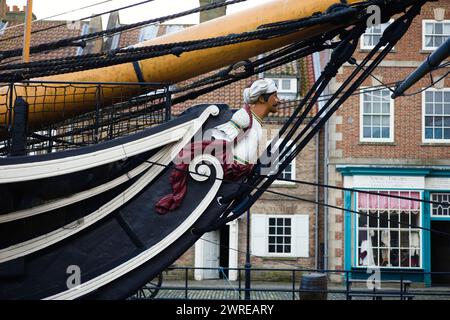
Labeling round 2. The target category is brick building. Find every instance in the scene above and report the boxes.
[0,2,319,281]
[124,23,320,281]
[325,0,450,285]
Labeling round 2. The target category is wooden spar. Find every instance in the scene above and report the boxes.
[0,0,362,135]
[22,0,33,63]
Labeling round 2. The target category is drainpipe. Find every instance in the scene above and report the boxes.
[312,52,327,270]
[324,119,329,271]
[312,50,331,271]
[315,132,319,269]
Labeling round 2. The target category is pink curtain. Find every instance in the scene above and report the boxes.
[358,193,368,209]
[379,191,389,209]
[410,192,420,210]
[389,191,399,209]
[400,191,410,210]
[357,191,420,210]
[369,194,378,209]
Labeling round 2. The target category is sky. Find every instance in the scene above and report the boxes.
[5,0,274,26]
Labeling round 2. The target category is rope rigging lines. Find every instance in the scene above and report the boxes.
[0,0,374,82]
[139,158,450,239]
[0,0,248,62]
[209,1,428,231]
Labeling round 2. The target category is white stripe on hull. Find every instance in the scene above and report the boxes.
[46,154,224,300]
[0,106,220,263]
[0,106,218,184]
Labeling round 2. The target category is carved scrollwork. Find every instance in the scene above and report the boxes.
[188,154,223,183]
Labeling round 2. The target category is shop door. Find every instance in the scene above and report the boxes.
[431,221,450,285]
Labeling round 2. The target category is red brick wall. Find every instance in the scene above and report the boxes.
[334,1,450,161]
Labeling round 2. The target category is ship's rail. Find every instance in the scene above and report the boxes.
[0,80,172,157]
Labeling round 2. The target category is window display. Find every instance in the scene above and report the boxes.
[357,191,421,268]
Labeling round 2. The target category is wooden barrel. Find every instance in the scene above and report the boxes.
[299,273,328,300]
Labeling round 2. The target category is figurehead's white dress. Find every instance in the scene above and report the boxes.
[211,107,263,165]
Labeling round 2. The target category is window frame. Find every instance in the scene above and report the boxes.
[266,77,298,94]
[359,87,395,143]
[0,21,8,36]
[431,193,450,217]
[360,20,394,50]
[165,24,185,35]
[266,215,294,257]
[422,19,450,51]
[76,24,90,56]
[355,190,423,269]
[422,88,450,143]
[139,25,160,42]
[267,139,296,186]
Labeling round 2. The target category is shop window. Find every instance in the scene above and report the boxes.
[431,193,450,217]
[356,191,421,268]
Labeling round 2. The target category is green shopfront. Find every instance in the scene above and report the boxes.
[337,166,450,286]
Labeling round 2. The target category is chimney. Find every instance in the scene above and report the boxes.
[82,15,104,54]
[0,0,7,20]
[199,0,227,23]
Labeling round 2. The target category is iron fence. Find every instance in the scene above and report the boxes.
[129,266,450,300]
[0,80,172,157]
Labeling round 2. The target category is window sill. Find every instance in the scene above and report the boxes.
[421,142,450,147]
[358,48,396,53]
[352,266,424,271]
[419,49,437,54]
[269,183,297,189]
[260,256,306,261]
[358,142,397,146]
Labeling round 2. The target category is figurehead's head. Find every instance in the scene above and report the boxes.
[243,79,280,113]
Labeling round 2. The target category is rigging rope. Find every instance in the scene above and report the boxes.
[210,2,427,230]
[0,0,115,34]
[140,158,450,239]
[0,0,249,60]
[0,4,363,81]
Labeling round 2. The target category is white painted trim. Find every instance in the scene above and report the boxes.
[263,214,298,258]
[266,139,296,186]
[0,147,167,264]
[228,220,239,281]
[425,177,450,190]
[422,19,450,51]
[0,107,218,184]
[430,192,450,217]
[359,87,395,143]
[352,175,425,189]
[0,106,220,263]
[0,153,163,223]
[360,20,394,50]
[45,154,224,300]
[194,238,205,281]
[265,77,298,94]
[422,88,450,143]
[252,214,307,258]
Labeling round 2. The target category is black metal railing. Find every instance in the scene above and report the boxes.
[128,266,450,300]
[0,80,172,157]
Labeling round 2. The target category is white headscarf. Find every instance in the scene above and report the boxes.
[243,79,278,104]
